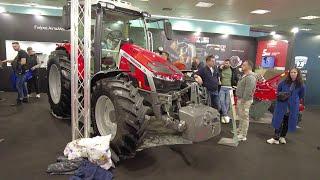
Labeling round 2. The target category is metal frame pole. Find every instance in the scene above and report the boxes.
[70,0,91,140]
[83,0,92,138]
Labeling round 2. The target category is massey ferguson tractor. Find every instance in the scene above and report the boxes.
[47,0,221,162]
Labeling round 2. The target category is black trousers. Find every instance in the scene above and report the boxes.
[27,76,39,94]
[274,114,289,140]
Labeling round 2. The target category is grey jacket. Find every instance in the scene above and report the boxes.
[236,72,257,101]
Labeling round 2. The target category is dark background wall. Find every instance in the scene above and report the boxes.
[293,33,320,107]
[153,30,257,66]
[0,13,68,92]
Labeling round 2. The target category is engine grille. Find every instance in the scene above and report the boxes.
[153,77,182,93]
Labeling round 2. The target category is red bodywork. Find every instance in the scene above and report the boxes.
[57,42,183,91]
[119,43,184,90]
[253,71,305,112]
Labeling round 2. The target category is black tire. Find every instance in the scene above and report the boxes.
[47,50,71,118]
[91,79,149,161]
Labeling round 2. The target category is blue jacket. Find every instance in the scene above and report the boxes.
[197,65,220,92]
[272,80,305,132]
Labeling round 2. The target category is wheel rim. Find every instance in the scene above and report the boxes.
[95,95,117,140]
[49,64,61,104]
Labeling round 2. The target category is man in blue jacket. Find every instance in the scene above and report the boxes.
[195,55,221,110]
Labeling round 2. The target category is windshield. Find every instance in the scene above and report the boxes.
[101,10,147,54]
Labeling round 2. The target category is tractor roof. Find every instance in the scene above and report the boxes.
[91,0,142,13]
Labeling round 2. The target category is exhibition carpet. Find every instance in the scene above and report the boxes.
[0,92,319,180]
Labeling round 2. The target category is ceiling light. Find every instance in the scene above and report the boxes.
[263,24,277,27]
[31,9,43,16]
[25,2,39,7]
[291,27,299,34]
[181,15,194,19]
[273,34,281,39]
[270,31,276,35]
[300,28,312,31]
[0,6,6,13]
[0,2,61,9]
[195,2,214,8]
[140,0,149,1]
[300,15,320,20]
[250,9,271,14]
[222,33,229,38]
[225,20,238,23]
[194,29,202,36]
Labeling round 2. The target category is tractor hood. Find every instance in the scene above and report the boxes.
[121,43,184,81]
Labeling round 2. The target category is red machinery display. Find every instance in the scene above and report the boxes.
[254,71,305,112]
[47,0,221,163]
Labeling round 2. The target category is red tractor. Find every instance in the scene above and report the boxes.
[47,0,221,162]
[250,71,305,121]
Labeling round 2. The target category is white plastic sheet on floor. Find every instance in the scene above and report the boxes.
[63,135,112,170]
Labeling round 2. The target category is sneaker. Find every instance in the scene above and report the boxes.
[224,116,230,123]
[36,94,41,98]
[279,137,287,144]
[237,134,247,141]
[22,98,29,103]
[221,116,226,124]
[267,138,280,144]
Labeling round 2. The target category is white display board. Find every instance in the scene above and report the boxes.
[5,40,58,68]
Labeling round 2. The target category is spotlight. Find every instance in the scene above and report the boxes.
[291,27,299,34]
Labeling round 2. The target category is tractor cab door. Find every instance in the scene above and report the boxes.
[100,17,148,70]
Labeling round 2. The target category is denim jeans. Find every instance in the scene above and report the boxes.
[16,74,28,101]
[208,90,220,111]
[219,86,232,116]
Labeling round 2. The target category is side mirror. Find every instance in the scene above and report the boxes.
[62,4,71,30]
[164,21,173,40]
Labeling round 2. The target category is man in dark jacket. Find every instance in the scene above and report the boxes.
[191,56,204,71]
[195,55,220,110]
[2,42,29,105]
[219,59,240,123]
[27,47,40,98]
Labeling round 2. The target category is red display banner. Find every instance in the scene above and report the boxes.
[256,40,289,69]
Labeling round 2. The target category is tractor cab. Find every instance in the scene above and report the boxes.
[63,0,173,74]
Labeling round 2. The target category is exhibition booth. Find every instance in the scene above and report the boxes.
[0,1,320,179]
[1,12,318,106]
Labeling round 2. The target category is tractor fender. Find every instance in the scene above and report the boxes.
[90,70,129,89]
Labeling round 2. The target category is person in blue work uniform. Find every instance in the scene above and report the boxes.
[267,67,306,144]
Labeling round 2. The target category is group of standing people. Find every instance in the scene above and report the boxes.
[1,42,41,106]
[193,54,305,144]
[195,55,256,141]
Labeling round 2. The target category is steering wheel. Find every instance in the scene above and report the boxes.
[106,30,123,41]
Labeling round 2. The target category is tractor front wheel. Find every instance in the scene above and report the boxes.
[91,79,149,162]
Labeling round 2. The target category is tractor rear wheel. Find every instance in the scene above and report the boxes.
[91,79,149,162]
[47,51,71,119]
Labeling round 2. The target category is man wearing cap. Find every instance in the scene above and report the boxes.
[26,47,41,98]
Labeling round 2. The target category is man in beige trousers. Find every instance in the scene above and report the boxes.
[236,60,257,141]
